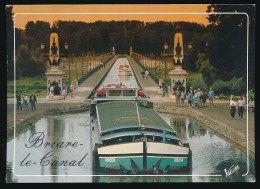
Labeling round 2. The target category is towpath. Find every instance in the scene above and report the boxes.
[128,55,255,155]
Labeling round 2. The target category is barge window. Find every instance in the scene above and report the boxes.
[109,90,121,96]
[123,90,136,96]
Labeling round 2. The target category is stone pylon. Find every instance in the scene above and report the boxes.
[45,33,64,99]
[45,65,63,96]
[168,65,188,98]
[169,29,188,98]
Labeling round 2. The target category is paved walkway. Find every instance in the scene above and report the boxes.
[127,56,159,99]
[70,55,119,102]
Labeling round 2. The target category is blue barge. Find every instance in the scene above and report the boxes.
[91,84,192,174]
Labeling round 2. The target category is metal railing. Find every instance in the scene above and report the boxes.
[60,52,114,94]
[131,52,173,86]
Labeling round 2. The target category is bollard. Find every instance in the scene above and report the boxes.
[163,129,166,143]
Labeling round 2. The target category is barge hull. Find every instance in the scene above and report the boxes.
[96,141,191,172]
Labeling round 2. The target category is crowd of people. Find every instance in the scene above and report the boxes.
[48,82,70,100]
[158,81,167,97]
[15,73,247,121]
[229,96,246,120]
[173,87,214,108]
[16,91,37,111]
[16,82,73,111]
[172,86,246,120]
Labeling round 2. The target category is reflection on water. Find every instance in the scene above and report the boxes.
[159,113,255,183]
[98,57,138,89]
[7,113,92,183]
[6,112,255,183]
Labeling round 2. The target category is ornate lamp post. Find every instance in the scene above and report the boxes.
[188,42,192,53]
[187,42,192,67]
[41,43,46,52]
[41,33,68,98]
[130,46,133,56]
[64,43,69,53]
[164,43,168,80]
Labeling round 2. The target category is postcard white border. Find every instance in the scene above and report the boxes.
[12,11,250,178]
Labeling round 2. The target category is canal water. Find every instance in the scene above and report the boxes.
[6,112,255,183]
[98,57,139,89]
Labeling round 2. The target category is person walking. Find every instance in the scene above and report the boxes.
[180,90,186,107]
[165,81,168,96]
[193,93,200,108]
[208,88,215,108]
[188,87,194,96]
[187,91,193,108]
[16,91,22,110]
[145,70,149,79]
[49,84,54,100]
[160,84,163,96]
[174,87,181,107]
[29,92,37,111]
[158,85,161,96]
[197,88,203,107]
[181,90,186,106]
[61,82,67,100]
[230,97,237,119]
[237,96,246,120]
[161,81,166,97]
[141,70,145,79]
[201,90,207,107]
[22,94,29,110]
[70,82,74,98]
[193,90,197,107]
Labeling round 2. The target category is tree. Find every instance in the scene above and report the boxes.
[195,53,216,86]
[16,45,47,77]
[206,5,254,88]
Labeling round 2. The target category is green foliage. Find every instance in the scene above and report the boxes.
[188,78,208,92]
[227,77,246,95]
[16,44,47,78]
[7,76,46,98]
[210,80,229,95]
[206,4,254,88]
[8,10,254,93]
[195,53,216,86]
[186,72,203,90]
[248,89,255,101]
[211,77,246,95]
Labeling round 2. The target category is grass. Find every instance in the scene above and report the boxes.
[7,76,47,98]
[7,57,102,98]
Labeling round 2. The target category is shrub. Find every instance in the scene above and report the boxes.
[211,80,229,95]
[248,89,255,101]
[16,45,47,77]
[211,77,246,96]
[190,78,208,92]
[227,77,246,95]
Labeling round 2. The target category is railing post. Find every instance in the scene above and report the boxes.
[75,59,77,79]
[155,58,156,76]
[86,59,88,74]
[81,58,83,77]
[69,60,71,86]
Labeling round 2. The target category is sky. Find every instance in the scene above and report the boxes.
[12,4,210,30]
